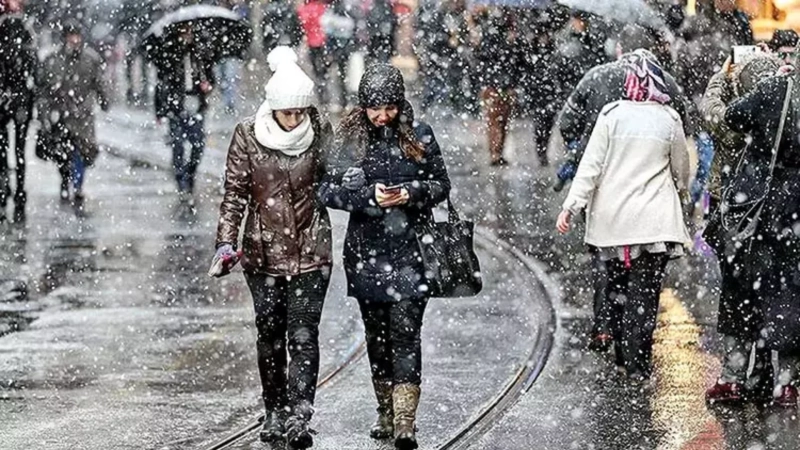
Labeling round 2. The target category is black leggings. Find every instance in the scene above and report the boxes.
[606,253,669,377]
[245,271,329,412]
[358,298,428,386]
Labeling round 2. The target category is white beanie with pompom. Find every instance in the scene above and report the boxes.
[265,46,315,110]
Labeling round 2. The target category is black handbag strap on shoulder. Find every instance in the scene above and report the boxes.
[445,196,461,223]
[766,77,793,181]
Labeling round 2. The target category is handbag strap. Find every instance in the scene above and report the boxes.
[768,77,794,177]
[446,196,461,223]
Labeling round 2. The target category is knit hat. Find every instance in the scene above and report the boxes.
[358,64,405,108]
[264,46,315,110]
[733,53,781,96]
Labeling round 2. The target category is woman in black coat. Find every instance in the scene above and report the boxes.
[319,64,451,449]
[725,72,800,407]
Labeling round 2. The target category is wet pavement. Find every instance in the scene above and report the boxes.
[3,99,800,450]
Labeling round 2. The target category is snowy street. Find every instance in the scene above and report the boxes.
[1,104,797,449]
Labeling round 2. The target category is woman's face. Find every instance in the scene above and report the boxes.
[274,108,308,131]
[366,105,399,127]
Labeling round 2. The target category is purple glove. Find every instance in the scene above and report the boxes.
[208,244,241,277]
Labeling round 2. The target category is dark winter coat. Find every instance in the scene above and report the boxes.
[319,103,451,302]
[724,74,800,352]
[153,46,214,120]
[261,0,303,52]
[0,14,36,122]
[417,3,467,71]
[366,0,396,62]
[553,25,607,95]
[216,108,334,276]
[38,45,109,166]
[557,57,691,157]
[472,9,526,91]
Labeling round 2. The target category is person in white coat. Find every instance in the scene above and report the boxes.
[556,50,692,379]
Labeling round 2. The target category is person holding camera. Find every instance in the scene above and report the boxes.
[319,64,451,450]
[701,52,781,404]
[211,47,333,449]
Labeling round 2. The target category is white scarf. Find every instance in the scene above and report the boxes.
[254,100,315,157]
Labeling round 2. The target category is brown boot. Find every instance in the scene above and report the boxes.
[370,379,394,439]
[393,383,420,450]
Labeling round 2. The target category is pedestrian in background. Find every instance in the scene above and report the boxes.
[322,0,357,112]
[472,7,523,166]
[38,20,109,206]
[319,64,451,450]
[261,0,303,54]
[152,24,215,201]
[216,0,249,114]
[557,51,691,379]
[366,0,397,63]
[298,0,331,105]
[556,24,690,193]
[417,0,469,113]
[211,46,333,448]
[701,53,781,404]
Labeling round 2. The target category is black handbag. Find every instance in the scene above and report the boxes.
[416,197,482,298]
[34,120,69,164]
[721,77,793,244]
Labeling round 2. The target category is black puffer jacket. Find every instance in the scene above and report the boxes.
[319,102,451,302]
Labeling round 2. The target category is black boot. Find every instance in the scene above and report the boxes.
[259,409,287,443]
[286,401,314,450]
[746,346,774,404]
[370,379,394,439]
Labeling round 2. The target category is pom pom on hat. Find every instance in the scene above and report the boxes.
[267,45,299,72]
[265,46,315,110]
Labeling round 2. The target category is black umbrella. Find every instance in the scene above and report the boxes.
[140,5,252,63]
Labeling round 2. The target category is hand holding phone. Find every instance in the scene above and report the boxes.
[375,183,409,207]
[732,45,761,64]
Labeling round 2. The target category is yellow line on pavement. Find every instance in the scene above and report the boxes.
[651,288,724,450]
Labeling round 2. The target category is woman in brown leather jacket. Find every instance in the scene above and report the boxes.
[210,47,332,450]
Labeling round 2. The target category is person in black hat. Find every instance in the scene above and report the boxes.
[319,64,451,450]
[769,29,799,65]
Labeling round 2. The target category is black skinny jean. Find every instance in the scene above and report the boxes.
[605,253,669,377]
[358,298,428,386]
[245,270,329,413]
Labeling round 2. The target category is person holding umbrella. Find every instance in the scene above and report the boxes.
[211,46,333,449]
[319,64,451,449]
[152,23,214,200]
[143,5,251,200]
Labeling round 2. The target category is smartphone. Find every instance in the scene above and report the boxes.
[383,185,403,195]
[732,45,761,64]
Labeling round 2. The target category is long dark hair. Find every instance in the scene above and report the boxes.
[337,105,425,162]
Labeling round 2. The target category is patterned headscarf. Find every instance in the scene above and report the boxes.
[620,49,671,104]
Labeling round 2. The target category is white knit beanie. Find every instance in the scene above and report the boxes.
[265,46,315,110]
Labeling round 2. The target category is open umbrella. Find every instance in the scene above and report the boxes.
[140,4,252,63]
[557,0,665,30]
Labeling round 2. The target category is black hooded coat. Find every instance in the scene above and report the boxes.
[319,67,451,302]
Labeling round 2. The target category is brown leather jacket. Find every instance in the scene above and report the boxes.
[216,109,333,275]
